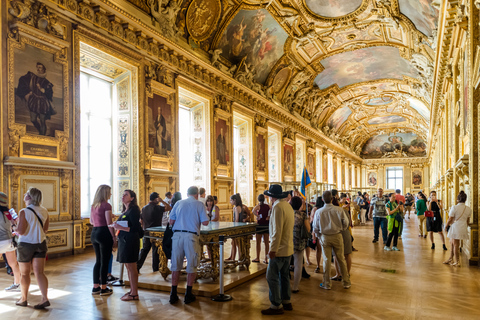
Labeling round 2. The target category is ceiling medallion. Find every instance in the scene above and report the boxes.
[272,67,291,94]
[186,0,222,42]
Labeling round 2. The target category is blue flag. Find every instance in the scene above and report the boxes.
[300,166,311,199]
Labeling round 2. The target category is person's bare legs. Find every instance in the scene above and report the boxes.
[305,247,312,265]
[187,273,196,286]
[171,271,180,286]
[18,262,31,303]
[125,263,138,296]
[32,258,49,304]
[228,239,237,260]
[332,256,341,278]
[438,231,446,245]
[5,251,20,285]
[453,239,461,265]
[263,234,269,262]
[429,231,434,245]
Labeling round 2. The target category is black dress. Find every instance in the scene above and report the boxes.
[426,201,443,232]
[117,206,142,263]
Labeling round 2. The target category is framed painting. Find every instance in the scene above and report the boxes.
[412,170,422,187]
[8,30,69,160]
[323,154,328,182]
[256,133,266,172]
[368,172,377,187]
[307,152,315,180]
[146,80,176,171]
[283,144,294,176]
[215,118,229,166]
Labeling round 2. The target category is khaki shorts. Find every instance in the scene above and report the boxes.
[0,239,15,254]
[17,240,47,262]
[170,232,200,273]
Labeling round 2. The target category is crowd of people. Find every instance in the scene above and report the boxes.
[0,183,471,312]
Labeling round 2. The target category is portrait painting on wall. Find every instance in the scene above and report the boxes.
[216,9,289,84]
[14,43,64,137]
[368,172,377,186]
[412,170,422,186]
[341,162,345,185]
[148,93,173,155]
[314,46,419,90]
[361,133,427,159]
[283,144,294,176]
[216,118,229,165]
[307,153,315,180]
[256,134,266,172]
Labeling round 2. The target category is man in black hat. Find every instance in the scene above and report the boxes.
[137,192,171,273]
[261,184,295,315]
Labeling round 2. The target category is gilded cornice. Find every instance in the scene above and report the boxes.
[363,157,428,165]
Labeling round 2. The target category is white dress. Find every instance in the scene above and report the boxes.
[447,203,471,240]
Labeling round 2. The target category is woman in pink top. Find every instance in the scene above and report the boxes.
[252,194,270,264]
[90,185,116,296]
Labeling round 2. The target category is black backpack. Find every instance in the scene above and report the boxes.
[162,223,173,259]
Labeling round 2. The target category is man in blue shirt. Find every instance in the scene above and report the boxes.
[169,186,209,304]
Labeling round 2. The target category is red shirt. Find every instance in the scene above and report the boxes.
[395,194,405,204]
[90,202,112,227]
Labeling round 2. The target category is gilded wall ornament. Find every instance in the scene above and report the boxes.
[186,0,221,42]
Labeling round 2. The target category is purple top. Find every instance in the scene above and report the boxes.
[257,203,270,226]
[90,202,112,227]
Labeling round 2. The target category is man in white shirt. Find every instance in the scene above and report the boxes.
[261,184,294,315]
[313,190,351,290]
[160,192,172,207]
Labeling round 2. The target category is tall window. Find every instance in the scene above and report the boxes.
[268,128,281,182]
[80,72,113,217]
[387,167,403,191]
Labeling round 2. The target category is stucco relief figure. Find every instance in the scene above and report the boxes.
[216,119,228,165]
[257,134,266,171]
[16,62,56,135]
[284,145,294,175]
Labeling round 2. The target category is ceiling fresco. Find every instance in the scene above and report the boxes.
[361,133,427,159]
[215,9,288,84]
[313,46,419,90]
[367,115,406,125]
[304,0,364,18]
[123,0,438,159]
[398,0,439,37]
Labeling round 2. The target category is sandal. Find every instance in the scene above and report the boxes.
[314,267,320,273]
[263,260,268,264]
[16,300,27,307]
[252,259,260,263]
[121,294,139,301]
[443,258,453,265]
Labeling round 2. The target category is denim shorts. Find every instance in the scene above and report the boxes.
[17,240,47,262]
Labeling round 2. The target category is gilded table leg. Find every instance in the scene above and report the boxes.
[206,241,220,281]
[153,239,171,281]
[242,235,251,270]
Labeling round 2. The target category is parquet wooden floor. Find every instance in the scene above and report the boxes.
[1,216,479,319]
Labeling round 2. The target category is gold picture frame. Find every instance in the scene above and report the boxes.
[7,25,70,161]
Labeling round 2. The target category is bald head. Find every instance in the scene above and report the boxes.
[323,190,333,204]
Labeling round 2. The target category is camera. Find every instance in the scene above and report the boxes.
[399,201,403,206]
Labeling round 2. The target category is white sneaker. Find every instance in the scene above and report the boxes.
[5,283,20,291]
[384,246,391,251]
[392,246,400,251]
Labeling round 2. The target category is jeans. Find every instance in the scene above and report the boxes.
[91,226,113,285]
[137,236,160,272]
[266,255,291,308]
[373,217,388,243]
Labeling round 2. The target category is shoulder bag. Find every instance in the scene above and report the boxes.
[162,223,173,259]
[26,207,44,229]
[424,210,434,218]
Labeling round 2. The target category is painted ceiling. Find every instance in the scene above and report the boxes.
[126,0,439,159]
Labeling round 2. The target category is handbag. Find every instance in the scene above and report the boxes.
[300,222,311,240]
[424,210,434,218]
